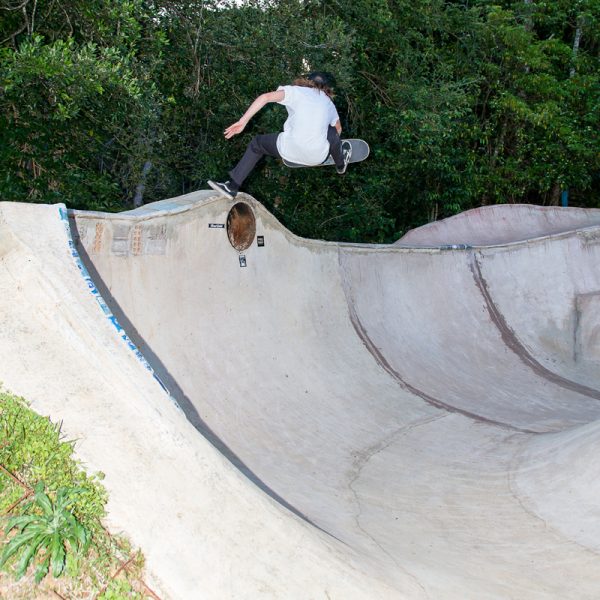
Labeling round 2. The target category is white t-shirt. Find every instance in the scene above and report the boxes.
[276,85,340,165]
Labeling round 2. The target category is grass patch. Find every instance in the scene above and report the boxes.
[0,388,159,599]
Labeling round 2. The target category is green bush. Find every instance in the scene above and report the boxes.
[0,481,90,582]
[0,389,107,534]
[0,390,148,597]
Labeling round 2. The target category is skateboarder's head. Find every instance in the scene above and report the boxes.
[293,71,336,98]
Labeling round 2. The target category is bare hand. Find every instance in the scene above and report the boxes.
[224,121,246,139]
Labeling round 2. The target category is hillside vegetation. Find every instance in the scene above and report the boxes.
[1,0,598,241]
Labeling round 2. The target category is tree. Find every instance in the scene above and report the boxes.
[0,0,165,210]
[0,0,597,240]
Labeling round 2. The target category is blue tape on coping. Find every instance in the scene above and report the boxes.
[58,206,180,409]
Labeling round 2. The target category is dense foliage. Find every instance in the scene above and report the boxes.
[1,0,598,241]
[0,391,107,529]
[0,390,149,597]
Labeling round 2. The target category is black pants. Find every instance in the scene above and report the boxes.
[229,126,344,189]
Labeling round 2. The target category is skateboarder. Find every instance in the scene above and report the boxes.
[208,72,351,200]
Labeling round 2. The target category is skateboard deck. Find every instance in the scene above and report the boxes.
[283,139,369,168]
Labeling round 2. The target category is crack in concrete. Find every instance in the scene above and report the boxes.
[507,434,600,560]
[349,413,448,483]
[347,413,448,599]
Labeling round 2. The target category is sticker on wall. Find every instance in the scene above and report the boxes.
[239,255,247,268]
[209,223,225,228]
[257,236,265,247]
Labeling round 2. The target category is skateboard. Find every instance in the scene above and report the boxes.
[283,139,370,168]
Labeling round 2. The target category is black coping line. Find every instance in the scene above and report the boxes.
[337,250,540,435]
[69,217,345,545]
[470,252,600,401]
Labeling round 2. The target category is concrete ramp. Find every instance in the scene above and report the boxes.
[397,203,600,246]
[2,193,600,598]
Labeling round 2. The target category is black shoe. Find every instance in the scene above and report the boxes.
[208,180,238,200]
[336,141,352,175]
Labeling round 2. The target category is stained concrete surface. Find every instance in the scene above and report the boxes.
[1,194,600,599]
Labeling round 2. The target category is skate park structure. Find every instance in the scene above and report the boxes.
[1,192,600,598]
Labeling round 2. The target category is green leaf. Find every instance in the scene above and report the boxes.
[0,528,42,567]
[15,533,45,580]
[50,532,65,578]
[61,508,78,530]
[74,522,89,551]
[33,484,53,516]
[34,556,50,584]
[4,514,37,534]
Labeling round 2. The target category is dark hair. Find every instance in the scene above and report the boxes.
[292,71,335,98]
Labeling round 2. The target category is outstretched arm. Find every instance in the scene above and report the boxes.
[224,90,285,139]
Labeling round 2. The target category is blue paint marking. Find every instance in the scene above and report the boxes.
[58,206,181,411]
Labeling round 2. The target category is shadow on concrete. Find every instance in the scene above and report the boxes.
[68,217,338,540]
